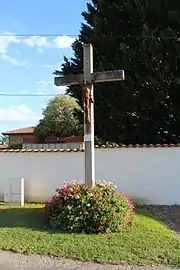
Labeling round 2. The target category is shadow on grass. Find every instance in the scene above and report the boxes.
[0,204,179,235]
[136,204,180,234]
[0,206,55,233]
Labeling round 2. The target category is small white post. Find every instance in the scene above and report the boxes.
[20,177,24,207]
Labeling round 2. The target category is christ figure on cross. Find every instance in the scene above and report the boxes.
[82,80,94,124]
[54,44,125,186]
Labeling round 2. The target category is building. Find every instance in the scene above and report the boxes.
[0,143,7,149]
[2,127,37,147]
[2,126,84,149]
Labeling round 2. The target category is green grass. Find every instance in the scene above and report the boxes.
[0,204,180,266]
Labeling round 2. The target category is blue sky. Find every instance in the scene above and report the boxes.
[0,0,89,134]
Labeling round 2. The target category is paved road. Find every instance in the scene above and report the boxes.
[0,251,177,270]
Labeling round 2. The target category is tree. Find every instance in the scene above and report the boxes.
[0,135,9,145]
[54,0,180,144]
[35,95,83,140]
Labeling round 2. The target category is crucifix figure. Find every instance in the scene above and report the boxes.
[54,44,125,186]
[82,80,94,124]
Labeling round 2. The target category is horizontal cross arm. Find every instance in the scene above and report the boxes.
[54,70,125,87]
[92,70,125,83]
[54,74,84,86]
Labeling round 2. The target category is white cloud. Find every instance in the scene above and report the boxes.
[0,104,40,122]
[0,32,75,65]
[22,35,75,50]
[37,48,44,54]
[52,36,75,48]
[1,54,29,67]
[0,33,75,53]
[0,32,26,66]
[23,36,48,48]
[0,32,20,55]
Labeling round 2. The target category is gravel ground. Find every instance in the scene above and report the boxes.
[0,251,177,270]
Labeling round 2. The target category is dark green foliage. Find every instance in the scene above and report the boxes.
[10,144,22,149]
[55,0,180,144]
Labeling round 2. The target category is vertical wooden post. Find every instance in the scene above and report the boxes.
[54,44,125,187]
[83,44,95,186]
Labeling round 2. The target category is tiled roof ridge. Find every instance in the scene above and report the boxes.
[0,143,180,153]
[2,126,35,135]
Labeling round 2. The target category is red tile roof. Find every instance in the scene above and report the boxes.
[2,126,35,135]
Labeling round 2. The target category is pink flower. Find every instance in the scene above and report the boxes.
[97,225,103,232]
[100,220,105,225]
[52,194,58,199]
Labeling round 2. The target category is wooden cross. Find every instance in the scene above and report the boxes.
[54,44,125,186]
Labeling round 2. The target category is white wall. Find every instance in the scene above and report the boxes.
[0,147,180,205]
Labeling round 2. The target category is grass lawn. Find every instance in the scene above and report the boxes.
[0,203,180,267]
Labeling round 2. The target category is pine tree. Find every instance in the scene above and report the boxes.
[54,0,180,144]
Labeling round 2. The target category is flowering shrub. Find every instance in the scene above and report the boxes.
[44,180,135,234]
